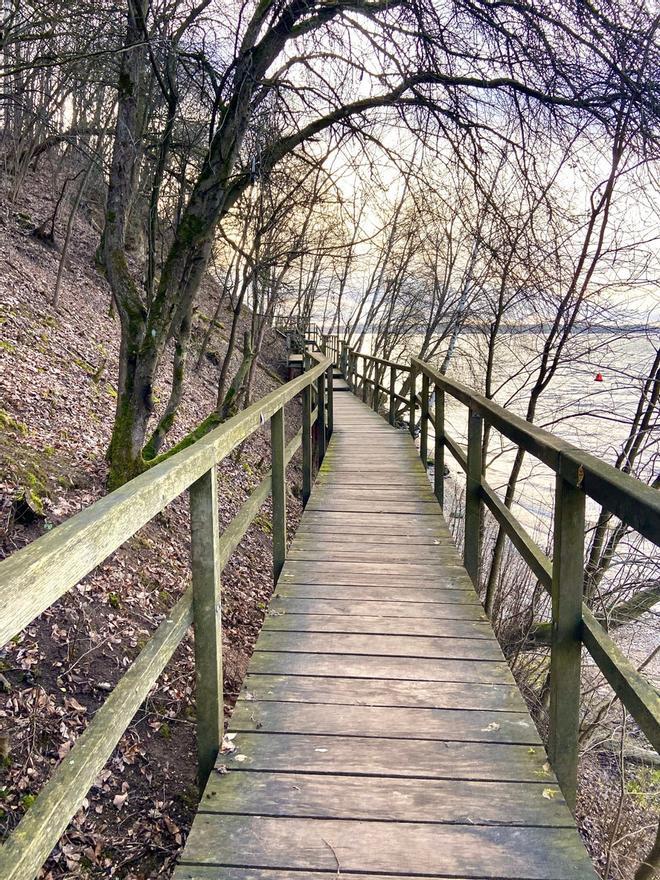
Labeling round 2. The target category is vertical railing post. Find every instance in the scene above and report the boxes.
[190,466,223,789]
[341,343,348,376]
[326,363,334,439]
[433,384,445,507]
[362,357,368,403]
[302,380,312,506]
[548,473,585,812]
[464,408,483,585]
[420,371,429,468]
[271,407,287,582]
[409,362,417,438]
[388,366,396,425]
[373,363,381,413]
[317,370,327,464]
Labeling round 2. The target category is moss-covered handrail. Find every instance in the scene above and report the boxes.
[339,340,659,812]
[0,351,333,880]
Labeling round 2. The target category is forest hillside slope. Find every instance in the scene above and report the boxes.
[0,168,303,878]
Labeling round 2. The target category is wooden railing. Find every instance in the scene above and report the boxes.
[273,317,341,366]
[341,341,660,811]
[0,351,333,880]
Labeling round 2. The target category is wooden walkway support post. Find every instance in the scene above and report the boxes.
[190,466,223,788]
[388,366,396,425]
[434,383,445,507]
[302,382,312,506]
[420,372,429,467]
[373,363,381,413]
[464,409,483,586]
[326,364,334,439]
[409,362,417,438]
[548,473,585,812]
[271,407,287,582]
[317,370,327,464]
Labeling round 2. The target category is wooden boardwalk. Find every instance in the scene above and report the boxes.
[175,379,596,879]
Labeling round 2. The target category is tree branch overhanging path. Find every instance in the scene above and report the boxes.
[98,0,659,485]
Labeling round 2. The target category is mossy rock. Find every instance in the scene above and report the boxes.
[0,422,74,527]
[11,487,45,523]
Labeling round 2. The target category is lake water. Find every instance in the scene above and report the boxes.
[440,331,658,541]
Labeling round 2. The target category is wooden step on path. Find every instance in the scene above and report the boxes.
[175,382,597,880]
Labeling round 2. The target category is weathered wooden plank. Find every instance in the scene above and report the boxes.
[271,407,287,581]
[179,815,595,878]
[316,466,429,476]
[274,583,480,602]
[434,383,445,506]
[293,520,451,534]
[190,468,223,786]
[318,460,424,472]
[292,530,453,545]
[306,501,442,515]
[548,474,584,811]
[314,480,432,490]
[254,630,504,661]
[302,377,312,505]
[217,731,554,781]
[312,483,437,498]
[295,523,450,539]
[175,869,465,880]
[286,548,463,564]
[229,700,540,744]
[268,596,487,618]
[299,510,446,525]
[175,870,472,880]
[279,567,475,588]
[248,651,514,683]
[201,770,570,825]
[262,612,492,638]
[316,469,429,479]
[281,558,470,575]
[240,674,528,711]
[464,410,483,585]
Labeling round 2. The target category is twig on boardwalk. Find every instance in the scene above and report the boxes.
[322,837,341,876]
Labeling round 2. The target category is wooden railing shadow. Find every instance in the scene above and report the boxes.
[0,351,333,879]
[339,340,660,811]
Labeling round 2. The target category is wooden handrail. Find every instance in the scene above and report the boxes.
[0,355,330,647]
[338,339,659,813]
[413,358,660,545]
[0,352,331,880]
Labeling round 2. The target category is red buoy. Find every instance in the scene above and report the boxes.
[595,372,603,382]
